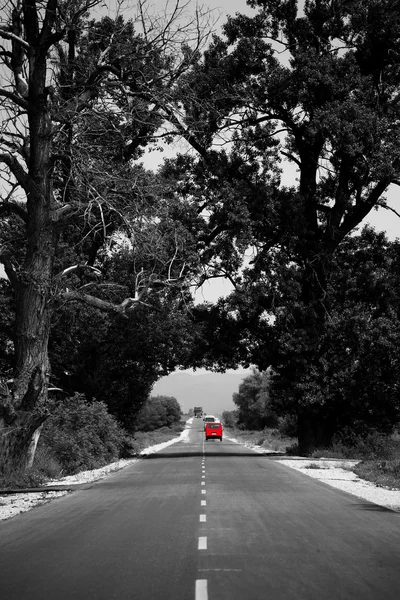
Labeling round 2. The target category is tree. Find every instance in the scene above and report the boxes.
[235,228,400,446]
[310,228,400,439]
[49,288,200,430]
[160,0,400,452]
[135,394,182,431]
[0,279,14,378]
[0,0,211,471]
[232,367,278,430]
[226,228,400,445]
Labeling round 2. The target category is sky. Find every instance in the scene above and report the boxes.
[151,367,252,413]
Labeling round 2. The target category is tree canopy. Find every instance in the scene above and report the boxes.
[1,0,400,466]
[229,228,400,446]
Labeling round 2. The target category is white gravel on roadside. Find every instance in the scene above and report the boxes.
[0,491,68,521]
[226,434,400,513]
[0,419,193,522]
[277,458,400,512]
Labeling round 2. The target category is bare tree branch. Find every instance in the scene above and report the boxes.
[0,247,19,289]
[0,27,30,50]
[60,289,151,314]
[0,152,33,193]
[0,89,28,109]
[54,263,102,279]
[0,200,28,222]
[375,201,400,219]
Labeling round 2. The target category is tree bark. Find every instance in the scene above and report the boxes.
[0,1,56,473]
[297,407,331,456]
[0,202,54,472]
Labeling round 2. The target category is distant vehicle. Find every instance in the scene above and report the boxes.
[194,406,203,418]
[205,421,223,441]
[203,415,216,430]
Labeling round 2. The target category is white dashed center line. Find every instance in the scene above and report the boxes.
[198,536,207,550]
[195,579,208,600]
[197,450,208,599]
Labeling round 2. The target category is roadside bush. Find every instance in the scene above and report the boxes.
[372,459,400,477]
[284,443,300,456]
[32,446,63,479]
[354,458,400,490]
[39,394,126,475]
[222,410,237,428]
[0,438,62,489]
[161,421,185,433]
[130,426,184,451]
[0,463,48,489]
[135,395,182,431]
[118,435,143,458]
[330,428,398,460]
[277,414,298,438]
[224,426,295,454]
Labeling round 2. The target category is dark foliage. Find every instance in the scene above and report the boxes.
[39,394,126,475]
[135,395,182,432]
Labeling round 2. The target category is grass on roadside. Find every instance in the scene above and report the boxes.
[128,421,185,455]
[224,426,294,454]
[353,459,400,490]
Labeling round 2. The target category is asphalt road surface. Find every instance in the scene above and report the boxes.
[1,419,400,599]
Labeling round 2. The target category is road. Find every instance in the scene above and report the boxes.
[1,419,400,599]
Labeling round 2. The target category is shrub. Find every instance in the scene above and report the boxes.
[32,447,63,479]
[39,394,126,475]
[277,414,298,438]
[354,458,400,490]
[0,461,48,489]
[286,443,300,456]
[222,410,237,428]
[331,429,398,460]
[135,395,182,431]
[119,435,142,457]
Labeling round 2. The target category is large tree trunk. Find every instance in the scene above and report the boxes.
[0,205,54,473]
[294,265,330,455]
[0,2,56,472]
[0,407,47,473]
[294,142,332,455]
[297,406,332,456]
[0,256,54,472]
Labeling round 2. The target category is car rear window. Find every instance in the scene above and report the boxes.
[204,417,215,422]
[207,423,221,429]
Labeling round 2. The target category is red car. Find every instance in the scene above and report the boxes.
[205,422,223,441]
